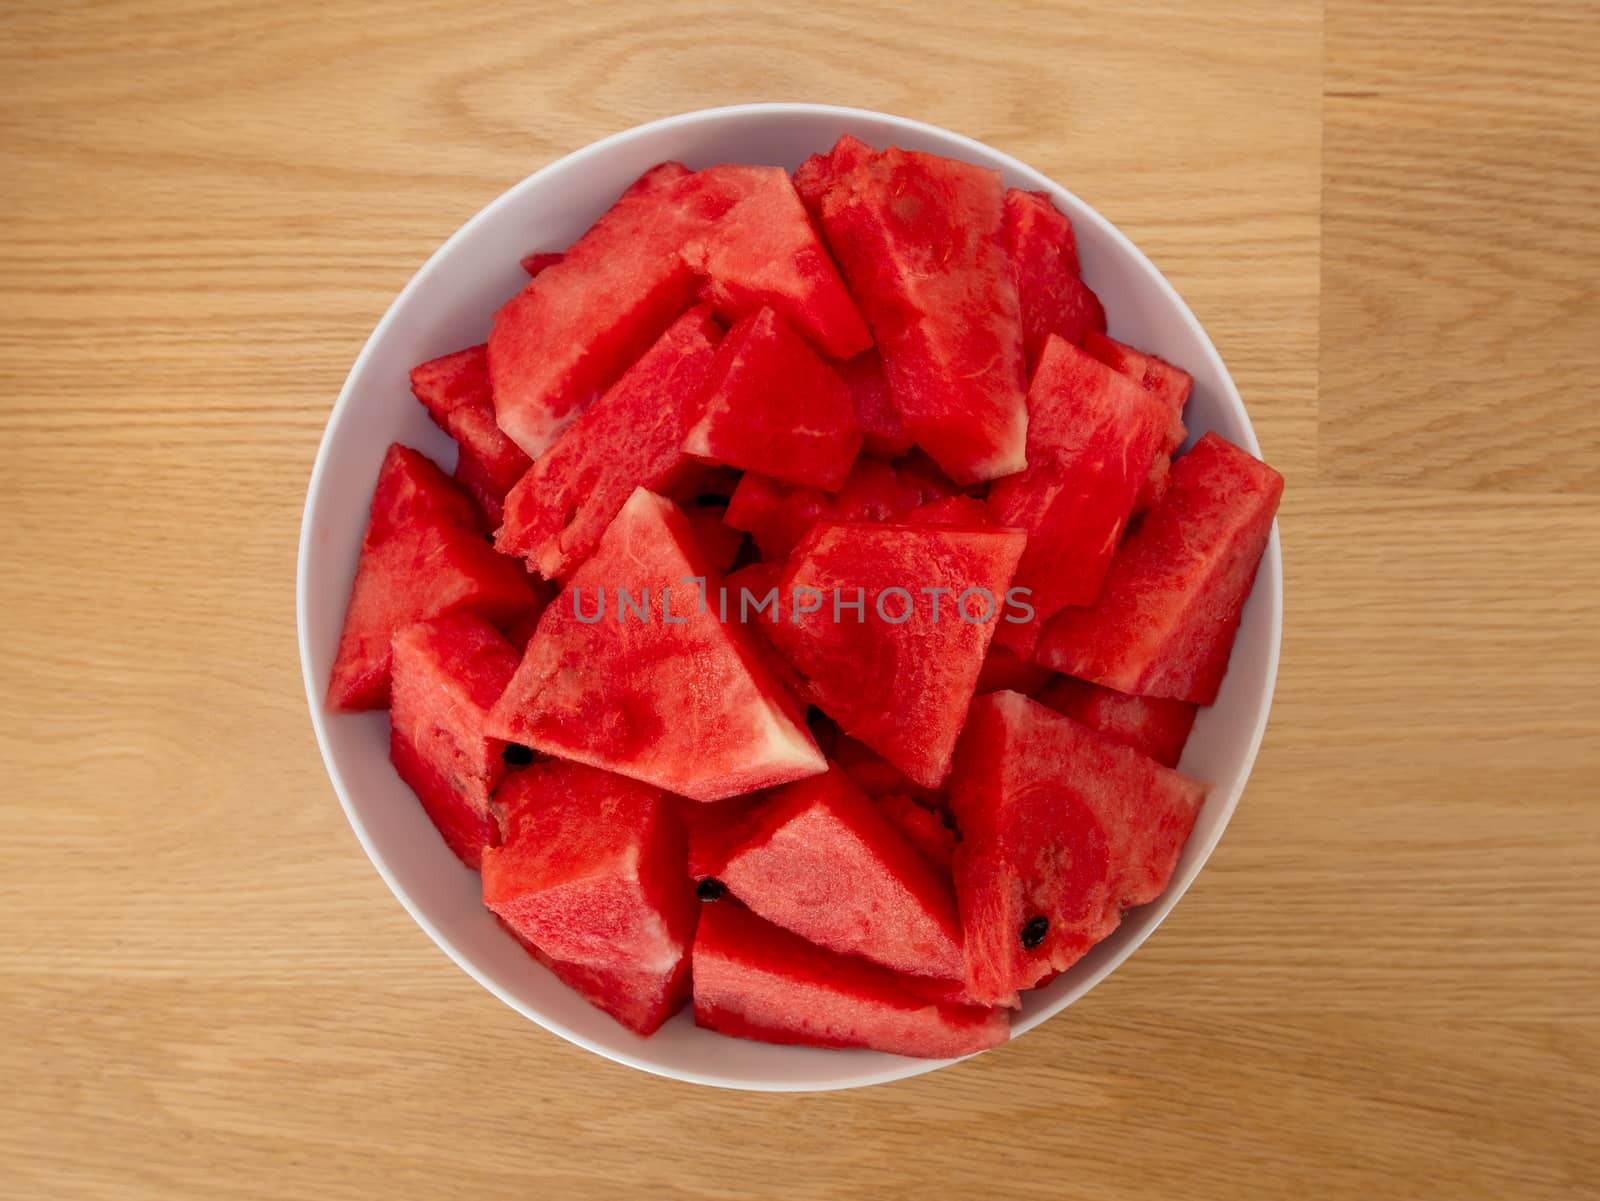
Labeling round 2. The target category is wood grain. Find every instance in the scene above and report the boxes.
[1,1,1596,1198]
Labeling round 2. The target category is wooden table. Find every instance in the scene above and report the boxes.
[4,2,1597,1197]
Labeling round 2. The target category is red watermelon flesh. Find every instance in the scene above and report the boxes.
[764,521,1026,788]
[326,445,539,711]
[792,133,875,223]
[682,794,767,881]
[682,500,745,575]
[1003,187,1106,368]
[947,691,1206,1005]
[487,161,725,458]
[495,306,723,579]
[814,146,1028,484]
[908,495,991,526]
[1036,675,1198,769]
[974,644,1054,696]
[1033,432,1283,704]
[832,734,944,808]
[482,761,695,1035]
[680,164,871,361]
[878,793,956,870]
[682,307,863,491]
[716,767,965,981]
[838,348,913,459]
[388,613,522,869]
[1083,331,1193,513]
[723,456,956,560]
[692,900,1008,1058]
[408,344,532,532]
[989,335,1170,628]
[520,250,564,277]
[487,488,825,802]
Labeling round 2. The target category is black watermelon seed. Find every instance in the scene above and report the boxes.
[1020,916,1050,950]
[501,743,535,766]
[697,877,727,902]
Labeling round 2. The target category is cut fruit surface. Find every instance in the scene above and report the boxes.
[838,349,913,458]
[388,613,522,869]
[326,445,539,711]
[764,520,1026,788]
[1083,331,1193,513]
[988,335,1171,625]
[716,767,965,981]
[812,145,1027,484]
[1003,188,1106,368]
[683,307,862,491]
[488,488,825,802]
[1033,432,1283,704]
[723,456,956,560]
[877,793,956,870]
[482,761,694,1035]
[409,344,532,532]
[681,164,871,360]
[692,900,1008,1059]
[487,161,725,458]
[495,306,723,579]
[1035,675,1197,769]
[792,133,874,223]
[947,691,1205,1005]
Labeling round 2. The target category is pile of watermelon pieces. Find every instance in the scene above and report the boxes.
[326,136,1283,1059]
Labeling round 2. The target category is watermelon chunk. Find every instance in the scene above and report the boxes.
[408,344,533,532]
[723,456,956,560]
[682,499,745,575]
[692,900,1008,1058]
[947,691,1206,1005]
[877,793,956,870]
[326,445,539,711]
[495,306,723,579]
[682,307,862,491]
[1033,432,1283,704]
[1083,331,1193,513]
[974,644,1054,696]
[488,161,726,458]
[488,488,825,801]
[680,164,872,360]
[764,521,1026,788]
[838,348,913,459]
[715,767,964,981]
[813,145,1028,484]
[792,133,874,223]
[519,250,564,277]
[388,613,521,869]
[1036,675,1198,769]
[1003,188,1106,367]
[988,335,1170,631]
[482,761,695,1035]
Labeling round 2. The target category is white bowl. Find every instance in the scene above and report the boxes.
[297,103,1283,1091]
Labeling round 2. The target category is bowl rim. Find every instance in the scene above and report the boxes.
[296,101,1283,1091]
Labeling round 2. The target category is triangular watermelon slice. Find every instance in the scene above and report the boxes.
[837,348,913,459]
[812,145,1028,484]
[488,162,724,458]
[1033,432,1283,704]
[1003,187,1106,368]
[325,445,539,711]
[1082,331,1194,513]
[947,691,1206,1006]
[482,760,695,1036]
[487,488,825,802]
[683,306,863,491]
[680,164,872,360]
[409,344,533,532]
[495,305,723,579]
[715,767,965,982]
[1036,675,1198,769]
[763,520,1026,788]
[989,334,1171,629]
[388,613,522,869]
[723,455,956,560]
[691,900,1008,1058]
